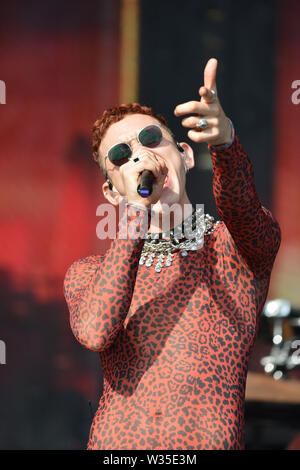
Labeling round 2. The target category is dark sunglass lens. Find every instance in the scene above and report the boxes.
[139,125,162,148]
[108,143,131,166]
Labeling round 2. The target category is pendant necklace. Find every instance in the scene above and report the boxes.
[139,206,220,273]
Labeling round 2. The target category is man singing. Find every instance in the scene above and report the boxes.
[63,58,281,450]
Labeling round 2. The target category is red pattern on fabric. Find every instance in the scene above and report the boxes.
[64,135,281,450]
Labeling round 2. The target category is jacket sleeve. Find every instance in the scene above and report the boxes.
[63,203,150,352]
[208,134,281,278]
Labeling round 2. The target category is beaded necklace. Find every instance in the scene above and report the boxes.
[139,206,220,272]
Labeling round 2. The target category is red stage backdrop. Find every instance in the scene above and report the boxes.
[0,3,120,304]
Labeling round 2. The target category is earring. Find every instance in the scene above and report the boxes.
[181,152,189,173]
[176,142,185,153]
[106,178,113,190]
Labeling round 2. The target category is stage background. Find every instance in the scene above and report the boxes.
[0,0,299,450]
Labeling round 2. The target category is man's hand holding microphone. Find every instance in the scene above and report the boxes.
[119,149,168,209]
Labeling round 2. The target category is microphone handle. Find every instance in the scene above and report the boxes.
[137,170,155,198]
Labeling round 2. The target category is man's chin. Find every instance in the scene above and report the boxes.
[150,189,181,212]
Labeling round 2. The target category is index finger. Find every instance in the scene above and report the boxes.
[203,58,218,92]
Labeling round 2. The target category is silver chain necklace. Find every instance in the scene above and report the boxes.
[139,207,220,272]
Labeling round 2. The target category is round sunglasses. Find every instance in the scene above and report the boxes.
[105,124,163,167]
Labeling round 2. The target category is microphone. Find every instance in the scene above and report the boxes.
[137,170,155,198]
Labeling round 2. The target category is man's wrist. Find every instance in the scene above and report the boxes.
[209,119,235,151]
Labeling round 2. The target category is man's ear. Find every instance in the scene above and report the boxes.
[178,142,195,170]
[102,179,121,206]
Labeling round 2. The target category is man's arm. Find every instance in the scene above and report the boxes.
[63,204,150,352]
[209,134,281,277]
[174,57,281,276]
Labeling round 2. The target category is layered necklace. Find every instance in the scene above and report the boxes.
[139,206,220,273]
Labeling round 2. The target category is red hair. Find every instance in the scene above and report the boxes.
[92,102,174,175]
